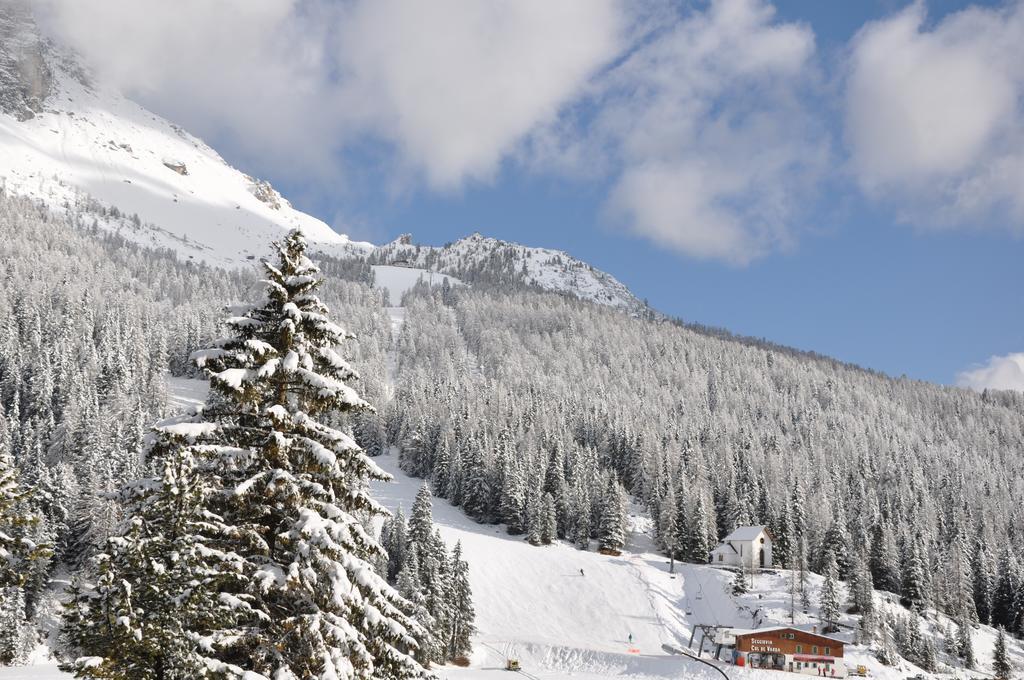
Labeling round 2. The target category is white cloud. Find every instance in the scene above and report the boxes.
[34,0,624,192]
[33,0,834,263]
[335,0,623,190]
[592,0,827,264]
[34,0,345,176]
[957,353,1024,392]
[845,1,1024,229]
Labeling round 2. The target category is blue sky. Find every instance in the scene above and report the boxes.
[41,0,1024,388]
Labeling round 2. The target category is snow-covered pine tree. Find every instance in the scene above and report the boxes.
[819,517,850,579]
[797,536,811,610]
[460,436,490,522]
[902,536,929,612]
[974,541,995,624]
[848,550,876,642]
[686,492,713,564]
[869,521,901,595]
[445,541,475,661]
[658,484,679,568]
[790,477,806,544]
[395,547,436,668]
[525,486,542,547]
[919,632,937,673]
[993,627,1011,680]
[571,478,592,550]
[597,478,626,553]
[409,484,435,554]
[498,455,526,535]
[540,493,557,545]
[956,611,975,669]
[182,230,428,679]
[819,552,842,633]
[0,448,47,588]
[430,435,453,499]
[61,438,235,679]
[948,532,978,623]
[383,506,409,582]
[772,496,793,569]
[0,586,33,665]
[993,547,1021,631]
[731,569,748,595]
[420,531,451,666]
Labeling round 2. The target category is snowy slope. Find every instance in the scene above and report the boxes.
[372,265,463,306]
[0,3,369,267]
[370,233,646,313]
[370,452,1024,680]
[0,668,64,679]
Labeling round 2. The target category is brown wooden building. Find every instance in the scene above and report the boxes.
[731,627,846,677]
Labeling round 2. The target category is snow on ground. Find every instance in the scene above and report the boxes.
[372,265,462,307]
[165,375,209,413]
[370,451,1024,680]
[0,666,66,679]
[370,450,731,680]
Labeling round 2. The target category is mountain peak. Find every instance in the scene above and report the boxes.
[368,232,648,313]
[0,2,369,268]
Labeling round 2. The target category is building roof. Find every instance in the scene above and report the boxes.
[731,626,846,645]
[723,525,771,542]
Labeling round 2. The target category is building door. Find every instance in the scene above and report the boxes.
[759,548,765,568]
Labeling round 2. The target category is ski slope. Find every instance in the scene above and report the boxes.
[372,265,463,306]
[370,450,743,680]
[369,451,1024,680]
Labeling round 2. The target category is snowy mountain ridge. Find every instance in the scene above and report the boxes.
[0,1,369,268]
[368,233,647,313]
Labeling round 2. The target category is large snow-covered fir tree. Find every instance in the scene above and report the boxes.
[391,484,475,666]
[597,478,626,553]
[993,627,1013,680]
[191,229,427,679]
[819,552,842,633]
[64,230,428,679]
[62,438,235,679]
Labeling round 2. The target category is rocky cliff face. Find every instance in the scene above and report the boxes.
[0,1,52,121]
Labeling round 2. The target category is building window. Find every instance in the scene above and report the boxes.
[760,537,765,544]
[718,554,722,562]
[796,645,802,654]
[812,646,818,655]
[825,647,830,656]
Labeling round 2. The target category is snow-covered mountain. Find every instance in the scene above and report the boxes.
[0,1,368,268]
[0,2,648,313]
[368,233,647,313]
